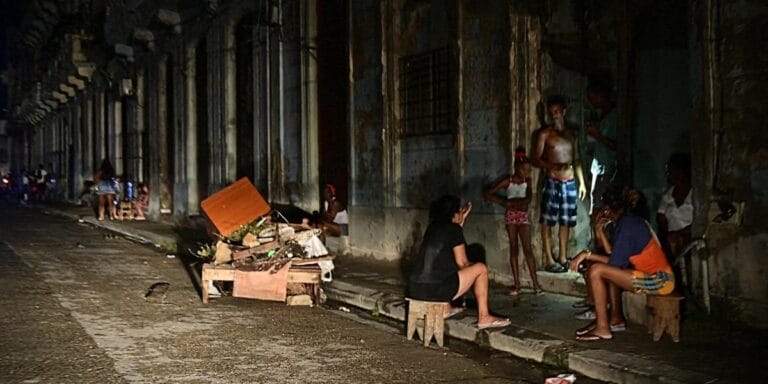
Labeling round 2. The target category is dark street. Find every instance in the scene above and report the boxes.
[0,202,603,383]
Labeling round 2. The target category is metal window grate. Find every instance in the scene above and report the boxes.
[399,47,451,136]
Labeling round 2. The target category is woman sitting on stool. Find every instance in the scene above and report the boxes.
[408,195,511,329]
[569,187,674,341]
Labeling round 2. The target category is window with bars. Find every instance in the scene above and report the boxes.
[399,47,452,137]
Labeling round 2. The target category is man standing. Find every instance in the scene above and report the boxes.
[532,96,587,273]
[585,82,617,215]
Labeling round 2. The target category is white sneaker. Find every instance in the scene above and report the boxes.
[574,309,596,320]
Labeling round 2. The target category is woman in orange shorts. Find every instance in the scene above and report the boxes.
[568,187,674,341]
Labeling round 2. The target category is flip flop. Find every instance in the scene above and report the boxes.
[509,289,520,296]
[575,323,596,336]
[576,331,613,341]
[444,307,465,319]
[572,299,592,308]
[610,323,627,332]
[534,288,545,296]
[477,318,511,330]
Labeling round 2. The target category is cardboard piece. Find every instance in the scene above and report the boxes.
[233,262,292,302]
[200,177,271,237]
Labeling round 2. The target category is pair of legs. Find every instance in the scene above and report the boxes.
[577,263,633,339]
[132,201,147,220]
[506,223,542,294]
[97,193,118,220]
[541,224,570,267]
[451,263,508,327]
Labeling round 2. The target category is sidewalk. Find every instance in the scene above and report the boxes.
[40,202,763,384]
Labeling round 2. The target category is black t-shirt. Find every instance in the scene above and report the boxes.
[409,222,465,285]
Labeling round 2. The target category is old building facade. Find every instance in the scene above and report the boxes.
[4,0,767,325]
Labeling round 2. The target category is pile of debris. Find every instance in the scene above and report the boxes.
[194,178,334,304]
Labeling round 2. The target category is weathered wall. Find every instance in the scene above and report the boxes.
[693,0,768,324]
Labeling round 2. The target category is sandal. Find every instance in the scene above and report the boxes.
[576,331,613,341]
[572,299,592,308]
[533,287,545,296]
[575,322,596,336]
[509,289,520,296]
[477,318,511,330]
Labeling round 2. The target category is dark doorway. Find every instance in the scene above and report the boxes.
[195,38,210,200]
[317,0,350,206]
[235,13,256,181]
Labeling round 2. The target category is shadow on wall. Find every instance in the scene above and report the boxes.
[399,219,424,285]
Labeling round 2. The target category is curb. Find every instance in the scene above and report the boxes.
[325,279,717,384]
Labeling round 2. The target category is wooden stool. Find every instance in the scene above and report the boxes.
[647,294,684,342]
[119,201,133,220]
[406,298,447,347]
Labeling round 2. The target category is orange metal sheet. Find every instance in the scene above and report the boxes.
[200,177,271,237]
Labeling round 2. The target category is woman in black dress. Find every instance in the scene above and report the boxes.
[409,195,511,329]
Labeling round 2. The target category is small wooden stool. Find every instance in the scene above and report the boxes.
[406,298,447,347]
[119,201,133,220]
[647,294,684,342]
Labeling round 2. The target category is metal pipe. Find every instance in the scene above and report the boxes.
[701,258,710,314]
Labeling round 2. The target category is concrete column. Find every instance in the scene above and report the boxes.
[83,96,94,180]
[94,90,106,164]
[184,43,199,215]
[136,68,146,182]
[157,55,172,214]
[72,102,83,199]
[223,22,237,184]
[113,98,123,176]
[300,0,319,208]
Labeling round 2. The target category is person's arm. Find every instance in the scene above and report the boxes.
[484,178,509,207]
[595,218,613,254]
[569,249,609,272]
[453,244,470,269]
[586,122,616,151]
[573,133,587,200]
[531,130,552,172]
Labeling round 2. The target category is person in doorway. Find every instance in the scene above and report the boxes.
[485,147,543,296]
[584,81,617,216]
[94,159,120,220]
[409,195,511,329]
[568,187,674,341]
[531,95,587,273]
[317,183,348,238]
[657,153,692,259]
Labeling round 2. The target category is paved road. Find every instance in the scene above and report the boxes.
[0,203,600,383]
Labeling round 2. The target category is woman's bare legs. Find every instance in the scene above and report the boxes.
[454,263,506,326]
[506,224,521,295]
[97,195,106,220]
[106,194,118,219]
[585,263,634,337]
[518,224,542,292]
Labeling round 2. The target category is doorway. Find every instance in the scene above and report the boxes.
[316,0,350,206]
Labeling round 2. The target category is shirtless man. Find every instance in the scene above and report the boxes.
[532,96,587,273]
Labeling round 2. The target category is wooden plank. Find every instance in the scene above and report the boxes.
[200,177,271,237]
[287,270,321,284]
[202,263,236,281]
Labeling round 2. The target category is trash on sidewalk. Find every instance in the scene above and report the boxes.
[544,373,576,384]
[195,177,335,306]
